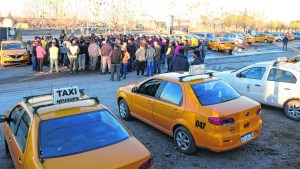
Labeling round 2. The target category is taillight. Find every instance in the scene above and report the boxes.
[208,117,235,126]
[256,107,261,116]
[220,42,225,44]
[139,157,154,169]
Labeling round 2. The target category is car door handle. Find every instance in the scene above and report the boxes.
[8,137,11,143]
[18,157,22,163]
[284,88,291,90]
[255,84,261,87]
[173,109,180,114]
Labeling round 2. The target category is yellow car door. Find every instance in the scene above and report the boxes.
[131,79,163,124]
[4,105,30,169]
[153,81,184,134]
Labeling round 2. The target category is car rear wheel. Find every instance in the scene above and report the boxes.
[264,39,268,43]
[174,126,197,154]
[284,100,300,121]
[229,50,233,55]
[119,99,132,120]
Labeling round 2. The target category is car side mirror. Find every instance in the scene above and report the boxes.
[236,73,242,78]
[132,86,139,93]
[0,115,7,123]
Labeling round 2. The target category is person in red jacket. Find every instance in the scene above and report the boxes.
[36,42,46,73]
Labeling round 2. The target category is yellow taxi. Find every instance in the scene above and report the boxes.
[287,55,300,64]
[117,71,263,154]
[243,34,255,44]
[0,86,154,169]
[287,34,295,41]
[174,34,199,48]
[208,37,235,55]
[0,41,29,66]
[254,33,275,43]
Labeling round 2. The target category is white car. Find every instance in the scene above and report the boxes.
[213,60,300,121]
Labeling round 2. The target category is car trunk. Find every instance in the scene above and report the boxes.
[206,96,261,134]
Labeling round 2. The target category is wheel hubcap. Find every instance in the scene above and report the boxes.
[176,131,190,151]
[287,104,300,118]
[119,103,126,118]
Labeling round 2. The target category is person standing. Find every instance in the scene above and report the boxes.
[68,40,80,74]
[146,44,155,76]
[173,41,180,56]
[154,41,161,74]
[169,44,189,72]
[88,39,101,71]
[190,50,203,65]
[100,39,112,74]
[127,38,136,71]
[183,39,189,57]
[109,45,122,81]
[63,38,71,67]
[121,45,130,79]
[49,40,59,73]
[36,42,46,73]
[135,42,146,77]
[161,39,167,64]
[165,41,174,72]
[283,35,288,51]
[78,40,87,70]
[30,41,37,71]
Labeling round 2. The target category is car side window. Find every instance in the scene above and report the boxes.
[9,106,24,134]
[267,68,297,84]
[15,112,31,153]
[240,67,266,80]
[138,79,162,97]
[158,82,183,106]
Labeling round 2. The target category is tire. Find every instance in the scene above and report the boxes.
[229,50,233,55]
[264,39,268,43]
[284,100,300,121]
[118,99,132,120]
[174,126,197,154]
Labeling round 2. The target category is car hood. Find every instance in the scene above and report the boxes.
[42,137,150,169]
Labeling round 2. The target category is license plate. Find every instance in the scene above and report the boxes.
[14,58,19,61]
[241,132,254,143]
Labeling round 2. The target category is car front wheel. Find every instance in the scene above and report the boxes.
[174,126,197,154]
[264,39,268,43]
[119,99,132,120]
[284,100,300,121]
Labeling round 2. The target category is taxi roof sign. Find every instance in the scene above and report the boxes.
[189,64,205,75]
[52,86,80,104]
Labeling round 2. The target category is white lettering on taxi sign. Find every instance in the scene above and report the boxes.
[52,86,80,104]
[189,64,205,75]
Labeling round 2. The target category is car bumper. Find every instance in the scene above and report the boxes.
[196,121,262,152]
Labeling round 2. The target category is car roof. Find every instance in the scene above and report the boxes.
[24,94,104,120]
[155,72,218,84]
[253,61,300,72]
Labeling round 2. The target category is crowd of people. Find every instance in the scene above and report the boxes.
[25,30,207,81]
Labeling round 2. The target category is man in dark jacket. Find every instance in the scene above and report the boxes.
[190,50,203,65]
[169,45,189,72]
[127,38,136,71]
[109,45,122,81]
[283,35,288,51]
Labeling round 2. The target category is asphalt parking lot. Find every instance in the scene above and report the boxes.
[0,41,300,169]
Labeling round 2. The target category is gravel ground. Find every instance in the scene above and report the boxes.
[0,44,300,169]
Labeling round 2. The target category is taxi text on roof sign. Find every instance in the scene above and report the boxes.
[52,86,80,104]
[189,64,205,75]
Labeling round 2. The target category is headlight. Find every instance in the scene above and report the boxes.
[2,54,9,57]
[23,52,28,56]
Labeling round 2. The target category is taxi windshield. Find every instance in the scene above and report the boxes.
[192,80,241,106]
[39,110,130,158]
[2,43,25,50]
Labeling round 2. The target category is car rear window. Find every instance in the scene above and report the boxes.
[206,33,214,38]
[192,80,241,106]
[39,110,130,158]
